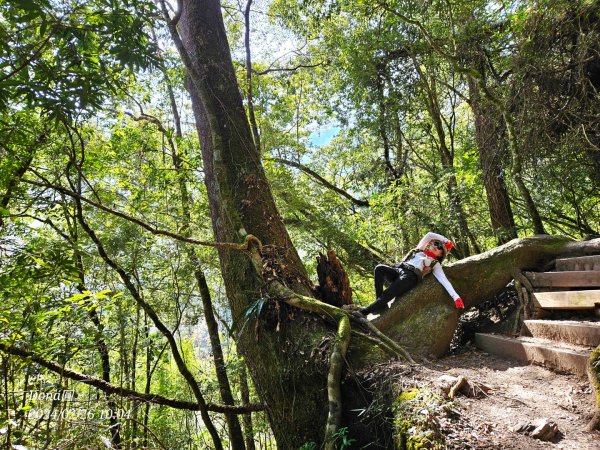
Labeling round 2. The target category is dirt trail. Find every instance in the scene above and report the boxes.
[417,345,599,449]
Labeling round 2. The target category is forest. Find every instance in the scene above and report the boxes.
[1,0,599,448]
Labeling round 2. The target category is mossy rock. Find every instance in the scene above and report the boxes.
[588,345,600,431]
[393,388,447,450]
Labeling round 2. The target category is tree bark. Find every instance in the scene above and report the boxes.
[175,1,328,447]
[371,236,600,357]
[467,78,517,245]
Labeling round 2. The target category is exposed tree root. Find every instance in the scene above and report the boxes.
[268,282,415,446]
[324,314,350,450]
[437,374,491,399]
[449,376,468,399]
[346,311,416,364]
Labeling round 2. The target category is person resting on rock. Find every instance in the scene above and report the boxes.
[360,232,464,316]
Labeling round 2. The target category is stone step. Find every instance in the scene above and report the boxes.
[474,333,591,376]
[524,271,600,288]
[554,255,600,271]
[533,290,600,309]
[522,320,600,347]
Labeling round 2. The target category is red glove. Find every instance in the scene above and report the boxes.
[445,241,454,251]
[454,298,464,309]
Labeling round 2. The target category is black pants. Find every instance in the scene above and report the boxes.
[361,264,419,315]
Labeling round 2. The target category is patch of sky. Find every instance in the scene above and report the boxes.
[309,126,341,148]
[309,125,340,148]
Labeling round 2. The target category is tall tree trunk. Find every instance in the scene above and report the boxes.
[172,1,329,446]
[457,29,518,245]
[467,77,517,245]
[503,109,547,235]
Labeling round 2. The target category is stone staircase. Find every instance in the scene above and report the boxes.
[475,255,600,376]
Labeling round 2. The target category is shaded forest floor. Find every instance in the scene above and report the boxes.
[402,344,599,449]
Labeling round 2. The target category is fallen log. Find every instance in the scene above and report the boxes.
[370,236,600,357]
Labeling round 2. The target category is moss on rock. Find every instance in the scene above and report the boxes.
[588,345,600,431]
[393,388,446,449]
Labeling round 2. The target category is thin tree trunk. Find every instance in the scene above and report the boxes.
[412,58,480,255]
[375,74,400,180]
[71,223,122,448]
[165,77,246,450]
[72,183,224,450]
[503,111,546,234]
[238,362,256,450]
[467,77,517,244]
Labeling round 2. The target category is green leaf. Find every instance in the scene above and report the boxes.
[233,298,268,338]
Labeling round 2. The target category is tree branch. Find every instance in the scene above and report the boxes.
[21,177,262,253]
[0,343,263,414]
[271,157,369,207]
[252,62,324,76]
[71,183,225,450]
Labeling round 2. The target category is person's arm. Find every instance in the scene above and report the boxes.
[432,263,464,308]
[416,232,448,250]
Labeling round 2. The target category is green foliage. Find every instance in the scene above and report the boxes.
[1,0,600,448]
[234,297,268,338]
[0,0,161,119]
[332,426,356,449]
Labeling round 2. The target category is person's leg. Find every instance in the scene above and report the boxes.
[362,267,418,315]
[373,264,399,298]
[379,268,418,303]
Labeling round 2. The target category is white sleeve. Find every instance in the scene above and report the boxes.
[432,263,460,300]
[417,232,448,250]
